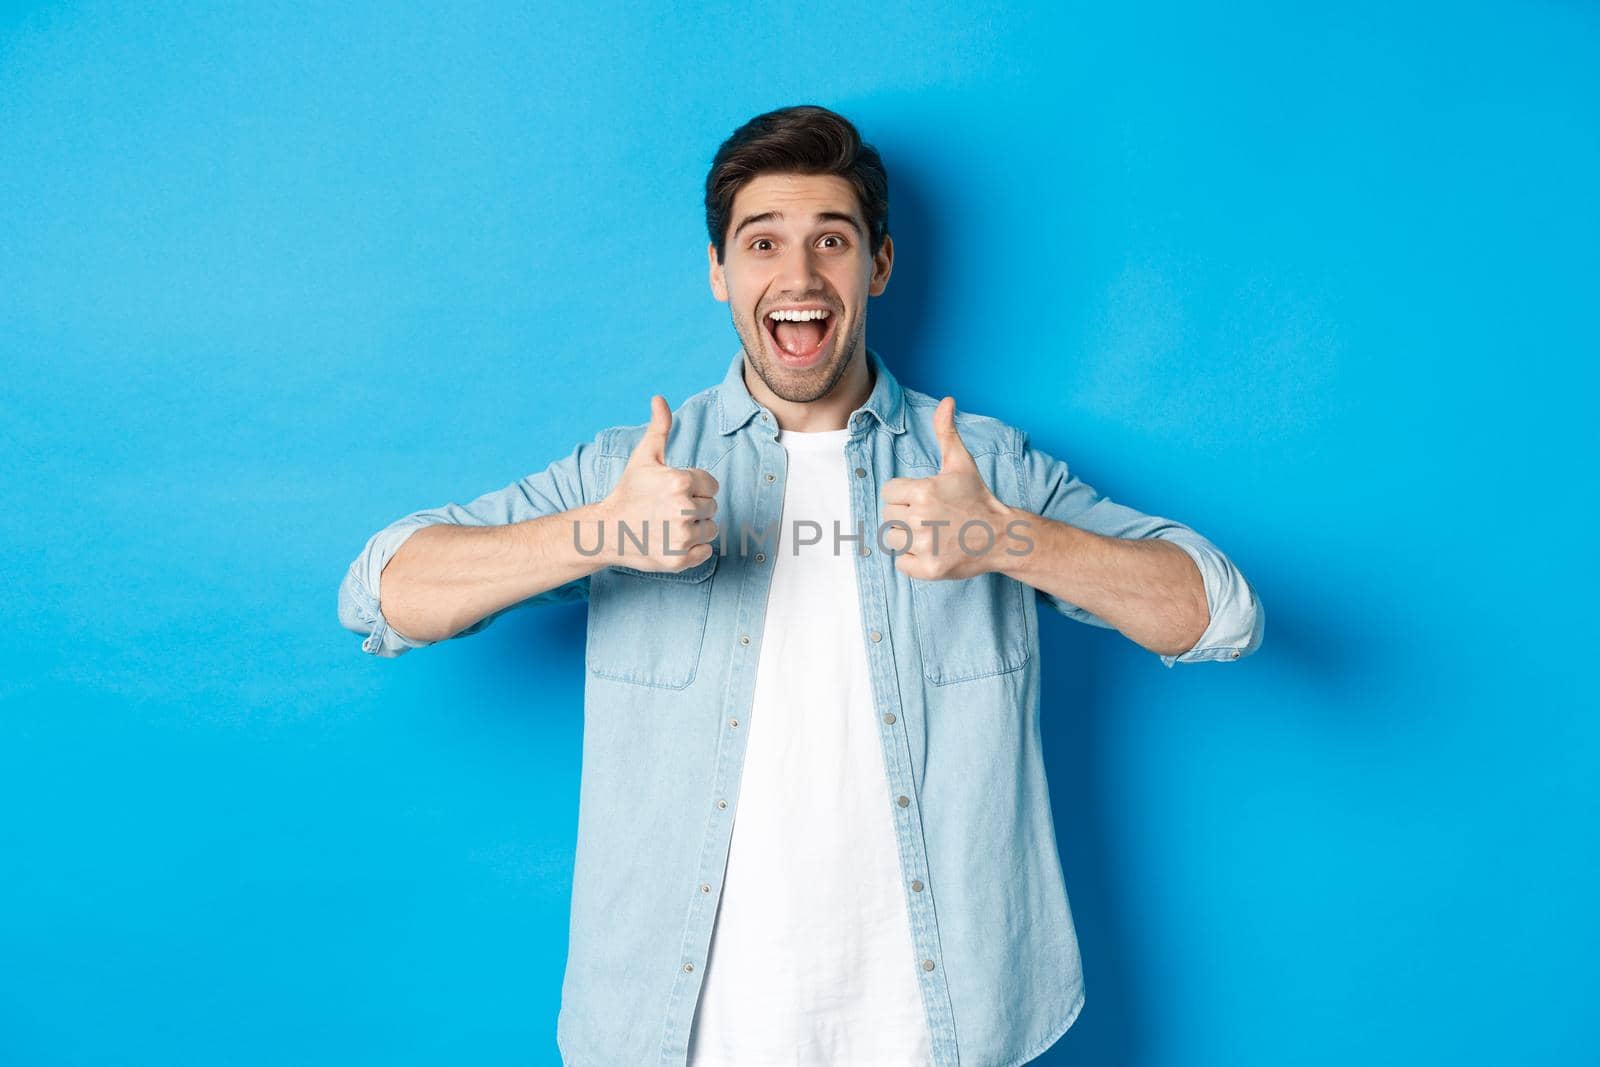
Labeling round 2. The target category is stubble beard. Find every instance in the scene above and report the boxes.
[733,304,864,405]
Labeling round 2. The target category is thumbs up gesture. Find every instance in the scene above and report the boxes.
[879,396,1012,580]
[598,395,720,572]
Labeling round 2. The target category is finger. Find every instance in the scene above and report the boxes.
[934,396,976,473]
[691,518,719,545]
[894,551,927,580]
[627,394,671,468]
[674,516,717,547]
[665,516,714,556]
[683,467,719,497]
[664,540,713,570]
[880,475,924,505]
[877,514,914,553]
[682,495,717,519]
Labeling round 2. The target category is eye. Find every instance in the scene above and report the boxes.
[818,234,848,249]
[751,238,775,252]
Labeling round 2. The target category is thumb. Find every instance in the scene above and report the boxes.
[628,394,671,468]
[934,396,975,473]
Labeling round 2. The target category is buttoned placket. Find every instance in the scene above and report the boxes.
[660,406,795,1064]
[657,406,961,1067]
[844,415,962,1066]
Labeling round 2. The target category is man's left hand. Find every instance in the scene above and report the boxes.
[879,396,1016,581]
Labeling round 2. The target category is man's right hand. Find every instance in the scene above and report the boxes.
[596,395,720,572]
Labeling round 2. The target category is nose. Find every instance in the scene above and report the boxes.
[776,241,825,296]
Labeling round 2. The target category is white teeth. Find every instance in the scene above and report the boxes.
[767,308,831,322]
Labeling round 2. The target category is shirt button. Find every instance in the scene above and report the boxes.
[1231,649,1241,659]
[854,466,866,478]
[700,883,711,893]
[869,629,882,642]
[764,472,775,482]
[911,879,924,892]
[717,799,727,809]
[739,634,751,645]
[883,712,896,725]
[921,959,935,972]
[760,413,769,421]
[684,962,695,973]
[859,544,870,556]
[729,718,739,728]
[754,552,765,563]
[897,795,910,808]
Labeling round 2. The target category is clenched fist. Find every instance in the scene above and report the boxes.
[596,395,720,572]
[879,396,1019,581]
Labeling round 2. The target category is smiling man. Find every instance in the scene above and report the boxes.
[338,104,1264,1067]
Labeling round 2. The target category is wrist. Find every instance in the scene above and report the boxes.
[990,505,1070,580]
[967,501,1029,576]
[561,501,616,572]
[985,503,1021,575]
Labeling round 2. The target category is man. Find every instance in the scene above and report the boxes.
[338,104,1263,1067]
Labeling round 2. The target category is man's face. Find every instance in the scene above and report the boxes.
[709,172,893,404]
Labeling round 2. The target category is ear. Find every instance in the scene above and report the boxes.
[868,233,894,297]
[708,242,729,303]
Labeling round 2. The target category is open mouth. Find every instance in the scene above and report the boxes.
[762,306,837,367]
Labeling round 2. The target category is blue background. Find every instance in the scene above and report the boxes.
[2,2,1595,1064]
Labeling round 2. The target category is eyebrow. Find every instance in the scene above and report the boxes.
[731,210,865,243]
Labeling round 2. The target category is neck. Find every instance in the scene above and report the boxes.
[744,347,874,432]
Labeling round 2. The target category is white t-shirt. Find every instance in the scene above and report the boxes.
[686,427,933,1067]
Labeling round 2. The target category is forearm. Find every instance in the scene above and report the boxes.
[995,507,1209,657]
[379,501,612,643]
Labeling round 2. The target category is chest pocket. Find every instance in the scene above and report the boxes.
[909,571,1030,684]
[585,549,718,689]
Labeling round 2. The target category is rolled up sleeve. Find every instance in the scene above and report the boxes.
[337,429,614,658]
[1014,431,1264,667]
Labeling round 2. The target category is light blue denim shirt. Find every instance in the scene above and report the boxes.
[338,346,1264,1066]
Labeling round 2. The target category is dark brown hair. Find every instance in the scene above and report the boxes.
[704,104,890,264]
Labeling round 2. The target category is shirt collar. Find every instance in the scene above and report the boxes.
[714,344,907,436]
